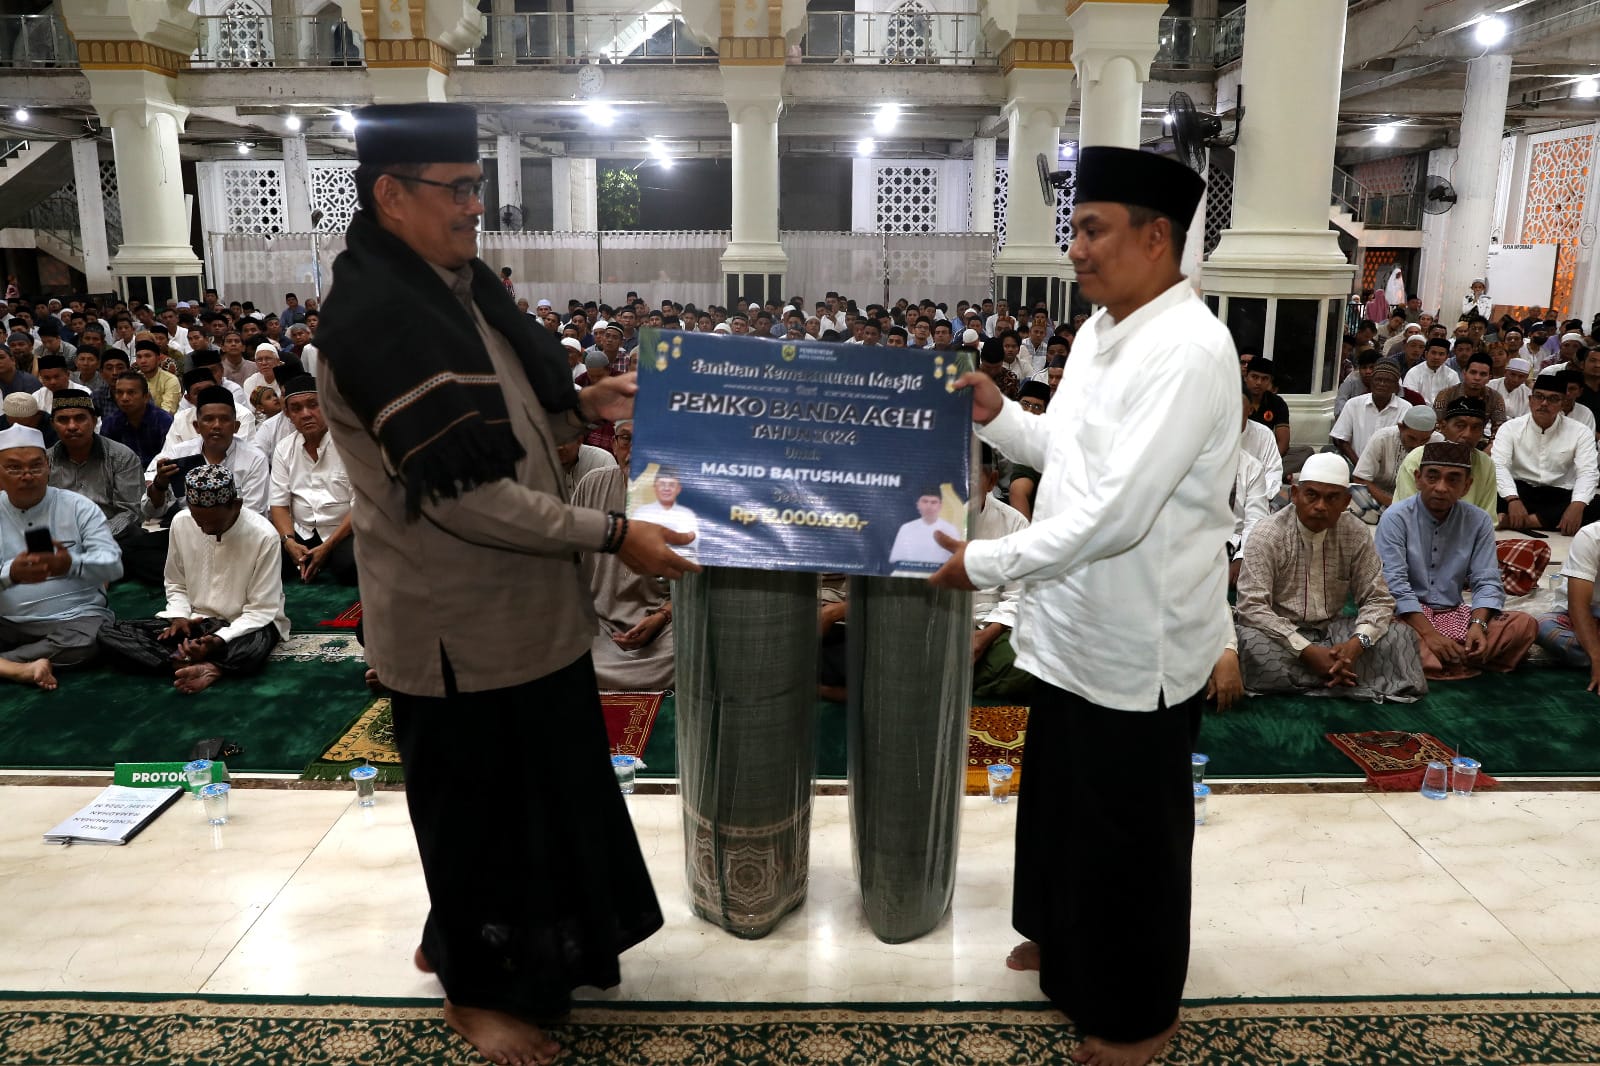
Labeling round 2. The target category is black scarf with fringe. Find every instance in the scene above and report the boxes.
[317,210,578,517]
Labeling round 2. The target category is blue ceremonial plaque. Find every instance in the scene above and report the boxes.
[627,329,973,577]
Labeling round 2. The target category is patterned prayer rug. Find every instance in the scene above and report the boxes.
[966,704,1027,796]
[1327,730,1501,792]
[301,692,665,782]
[317,601,363,629]
[5,993,1600,1064]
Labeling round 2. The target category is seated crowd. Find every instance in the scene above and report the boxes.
[9,280,1600,711]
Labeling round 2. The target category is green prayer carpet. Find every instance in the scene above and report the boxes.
[0,582,370,775]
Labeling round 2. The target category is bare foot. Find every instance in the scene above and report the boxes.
[174,663,223,694]
[365,667,387,695]
[443,999,560,1066]
[1071,1019,1180,1066]
[414,946,434,974]
[0,657,57,691]
[1005,940,1040,972]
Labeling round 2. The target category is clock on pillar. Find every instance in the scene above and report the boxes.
[577,64,605,97]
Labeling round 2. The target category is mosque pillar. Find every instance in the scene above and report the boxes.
[551,157,597,231]
[339,0,484,102]
[992,52,1073,319]
[495,132,523,229]
[282,134,314,233]
[719,60,787,308]
[69,139,114,294]
[1066,0,1164,150]
[970,136,996,234]
[61,0,204,304]
[1202,0,1353,444]
[1440,54,1512,319]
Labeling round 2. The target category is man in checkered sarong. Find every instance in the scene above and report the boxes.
[1376,441,1537,680]
[1233,454,1426,702]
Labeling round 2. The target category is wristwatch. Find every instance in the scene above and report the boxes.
[1355,632,1374,651]
[1474,618,1491,634]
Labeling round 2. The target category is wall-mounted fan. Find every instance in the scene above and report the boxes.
[500,204,524,230]
[1036,151,1074,207]
[1167,89,1243,173]
[1421,176,1457,215]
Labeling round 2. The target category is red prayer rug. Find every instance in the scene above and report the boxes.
[1326,730,1499,792]
[967,704,1028,795]
[318,602,363,629]
[603,692,664,760]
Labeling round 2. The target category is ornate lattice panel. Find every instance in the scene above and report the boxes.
[1352,154,1420,198]
[221,164,286,234]
[1052,164,1075,251]
[992,163,1009,247]
[310,164,358,233]
[98,158,122,250]
[1521,131,1595,318]
[218,0,271,65]
[1204,157,1233,257]
[884,0,933,63]
[875,165,940,233]
[1361,249,1398,294]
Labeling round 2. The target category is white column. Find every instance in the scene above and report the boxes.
[570,158,597,232]
[496,132,523,228]
[995,70,1066,263]
[282,134,313,232]
[1207,0,1346,267]
[1067,1,1164,150]
[970,136,996,234]
[69,139,114,293]
[1440,54,1512,316]
[720,63,787,302]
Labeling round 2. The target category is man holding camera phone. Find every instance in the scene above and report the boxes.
[0,423,122,690]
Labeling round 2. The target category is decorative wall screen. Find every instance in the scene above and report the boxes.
[218,0,271,65]
[1052,163,1075,250]
[1204,158,1233,256]
[1360,248,1398,294]
[875,165,940,233]
[884,0,934,63]
[1519,130,1596,318]
[310,163,359,233]
[992,162,1073,253]
[1352,154,1420,199]
[992,163,1008,247]
[99,158,122,251]
[221,165,286,235]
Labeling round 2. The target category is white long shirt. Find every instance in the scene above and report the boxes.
[1330,393,1412,458]
[142,436,270,519]
[1240,419,1284,498]
[1493,412,1600,502]
[971,495,1028,630]
[270,430,353,540]
[965,278,1239,711]
[29,381,90,413]
[1489,377,1530,420]
[161,506,289,644]
[1232,449,1270,555]
[1402,361,1460,405]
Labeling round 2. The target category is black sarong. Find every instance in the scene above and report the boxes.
[390,652,662,1018]
[1014,681,1204,1043]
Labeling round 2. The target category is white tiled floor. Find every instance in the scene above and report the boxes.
[1,785,1596,1002]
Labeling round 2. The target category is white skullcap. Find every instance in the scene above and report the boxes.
[1401,405,1438,431]
[176,301,192,309]
[2,393,39,421]
[593,319,608,330]
[1403,323,1422,334]
[748,302,761,312]
[782,305,796,314]
[1563,332,1586,344]
[713,323,732,334]
[255,342,279,355]
[536,299,552,308]
[560,337,582,351]
[962,328,979,344]
[1298,453,1351,489]
[1508,356,1531,373]
[0,423,45,452]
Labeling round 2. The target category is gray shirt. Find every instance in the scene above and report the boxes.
[47,435,145,540]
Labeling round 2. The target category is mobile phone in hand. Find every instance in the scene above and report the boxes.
[24,527,53,554]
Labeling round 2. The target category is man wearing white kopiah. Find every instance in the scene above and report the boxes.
[631,466,699,560]
[888,487,960,566]
[931,146,1233,1066]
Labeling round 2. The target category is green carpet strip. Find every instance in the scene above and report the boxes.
[3,993,1600,1064]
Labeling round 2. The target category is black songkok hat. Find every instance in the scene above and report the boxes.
[1019,379,1052,404]
[35,353,67,371]
[1533,371,1566,394]
[354,104,480,167]
[1073,146,1206,229]
[190,349,222,368]
[182,368,214,391]
[280,375,317,400]
[50,390,95,414]
[1419,441,1474,470]
[1443,396,1488,422]
[194,385,235,411]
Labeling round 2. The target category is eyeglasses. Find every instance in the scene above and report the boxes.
[1020,400,1047,413]
[1530,393,1564,405]
[1,463,47,478]
[390,174,484,205]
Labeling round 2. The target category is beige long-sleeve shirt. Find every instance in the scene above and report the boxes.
[1234,506,1395,653]
[319,263,608,697]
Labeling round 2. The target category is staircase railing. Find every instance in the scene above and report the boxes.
[0,139,29,165]
[1331,165,1368,220]
[19,186,83,259]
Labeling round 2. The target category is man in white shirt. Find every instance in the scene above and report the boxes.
[1488,356,1532,420]
[1330,362,1411,465]
[1532,518,1600,690]
[269,377,356,585]
[99,464,289,694]
[1240,389,1285,503]
[930,146,1226,1066]
[971,445,1032,699]
[1402,337,1460,404]
[29,354,91,413]
[1495,370,1600,535]
[632,466,699,561]
[1350,404,1439,520]
[887,488,961,569]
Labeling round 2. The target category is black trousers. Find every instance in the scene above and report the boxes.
[1014,681,1205,1044]
[281,531,359,586]
[98,616,279,675]
[1500,479,1600,530]
[118,528,171,586]
[390,652,662,1019]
